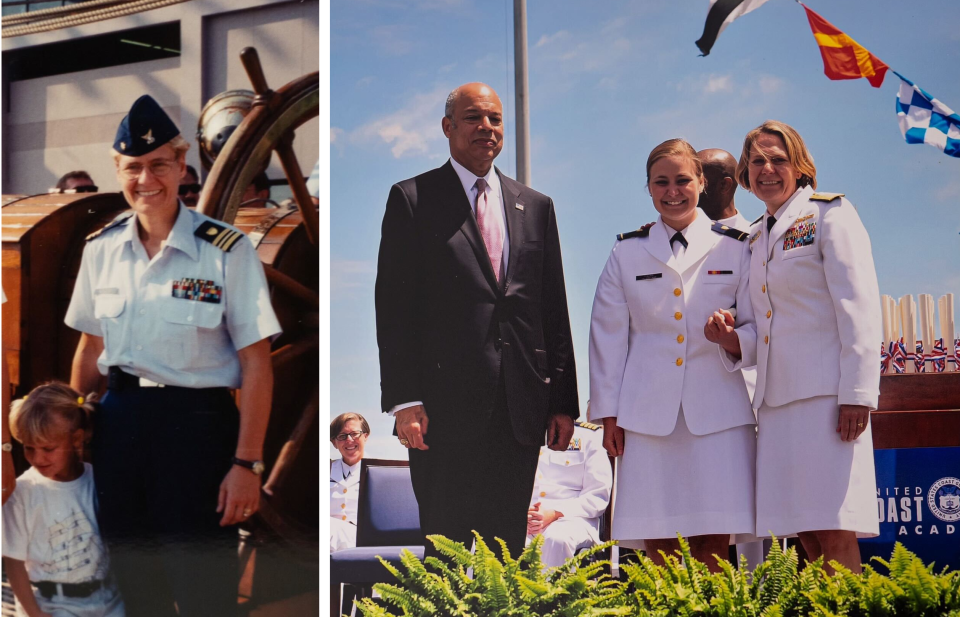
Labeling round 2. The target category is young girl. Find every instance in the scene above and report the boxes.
[2,382,125,617]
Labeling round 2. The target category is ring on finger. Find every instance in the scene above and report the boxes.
[399,438,409,446]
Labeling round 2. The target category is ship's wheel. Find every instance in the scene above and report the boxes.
[197,47,319,601]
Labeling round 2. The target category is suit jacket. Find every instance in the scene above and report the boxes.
[748,185,881,410]
[375,161,579,446]
[589,212,757,436]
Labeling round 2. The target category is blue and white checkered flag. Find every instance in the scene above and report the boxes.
[895,71,960,158]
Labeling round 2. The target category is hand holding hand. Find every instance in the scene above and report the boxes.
[547,414,574,452]
[704,309,741,358]
[527,503,561,535]
[396,405,430,450]
[601,417,624,457]
[217,465,261,526]
[837,405,869,442]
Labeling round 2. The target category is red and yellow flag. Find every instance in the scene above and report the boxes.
[803,5,888,88]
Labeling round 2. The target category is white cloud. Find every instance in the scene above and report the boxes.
[350,86,448,159]
[330,127,344,144]
[371,24,416,55]
[535,30,569,48]
[758,75,783,94]
[331,260,376,296]
[438,62,457,74]
[356,76,375,88]
[704,74,733,94]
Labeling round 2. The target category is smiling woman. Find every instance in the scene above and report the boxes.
[329,412,370,552]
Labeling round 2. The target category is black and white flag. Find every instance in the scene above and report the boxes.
[695,0,771,56]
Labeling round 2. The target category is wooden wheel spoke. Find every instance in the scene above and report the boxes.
[275,139,319,248]
[264,266,318,309]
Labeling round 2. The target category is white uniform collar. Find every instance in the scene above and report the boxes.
[771,185,811,221]
[121,203,200,262]
[449,157,500,207]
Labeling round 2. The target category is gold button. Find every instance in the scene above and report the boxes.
[677,334,684,344]
[674,288,681,296]
[762,261,766,266]
[766,310,772,318]
[565,461,569,466]
[676,358,683,366]
[341,503,346,509]
[343,488,348,493]
[761,285,766,293]
[540,491,546,497]
[675,312,682,320]
[342,515,347,520]
[764,336,769,344]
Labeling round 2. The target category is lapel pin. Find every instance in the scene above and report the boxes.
[515,203,524,211]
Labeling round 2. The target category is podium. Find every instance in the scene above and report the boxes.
[860,373,960,570]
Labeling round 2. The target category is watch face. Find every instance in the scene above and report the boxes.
[252,461,265,476]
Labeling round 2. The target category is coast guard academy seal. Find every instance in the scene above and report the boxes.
[927,477,960,522]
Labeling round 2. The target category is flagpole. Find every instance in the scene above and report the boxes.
[513,0,531,186]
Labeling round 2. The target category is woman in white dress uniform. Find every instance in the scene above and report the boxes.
[589,139,758,571]
[735,121,880,573]
[330,413,370,552]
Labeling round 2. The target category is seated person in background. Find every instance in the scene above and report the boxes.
[527,417,612,568]
[330,412,370,552]
[51,170,97,194]
[179,164,202,208]
[241,172,274,207]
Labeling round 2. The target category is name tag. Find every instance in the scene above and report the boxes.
[636,273,662,281]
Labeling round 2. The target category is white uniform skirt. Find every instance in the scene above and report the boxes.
[613,407,757,551]
[756,395,879,538]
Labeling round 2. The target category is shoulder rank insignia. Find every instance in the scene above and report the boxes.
[617,221,655,241]
[195,220,244,252]
[86,211,134,241]
[810,192,844,202]
[577,421,602,431]
[752,215,764,226]
[710,221,748,241]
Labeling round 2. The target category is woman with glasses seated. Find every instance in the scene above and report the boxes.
[64,95,281,617]
[330,413,371,552]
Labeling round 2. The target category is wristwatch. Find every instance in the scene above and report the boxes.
[1,442,12,452]
[232,457,265,476]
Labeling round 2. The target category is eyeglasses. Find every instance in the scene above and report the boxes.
[119,159,178,180]
[178,183,202,196]
[335,431,365,442]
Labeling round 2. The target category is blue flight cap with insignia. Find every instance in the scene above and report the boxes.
[114,95,180,156]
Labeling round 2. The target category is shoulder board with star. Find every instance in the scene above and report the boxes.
[752,215,763,226]
[617,221,655,241]
[195,220,245,252]
[577,421,602,431]
[86,211,134,241]
[810,192,844,202]
[710,221,748,241]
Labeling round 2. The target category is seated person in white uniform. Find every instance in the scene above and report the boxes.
[330,412,369,552]
[527,419,612,568]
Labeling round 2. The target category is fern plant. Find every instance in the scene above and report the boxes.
[354,533,960,617]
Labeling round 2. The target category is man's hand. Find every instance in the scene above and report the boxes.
[704,309,741,358]
[527,502,562,536]
[601,417,624,457]
[837,405,870,442]
[396,405,430,450]
[546,414,574,452]
[217,465,261,526]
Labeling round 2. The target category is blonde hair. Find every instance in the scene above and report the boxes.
[646,138,704,186]
[111,134,190,165]
[9,382,98,445]
[735,120,817,191]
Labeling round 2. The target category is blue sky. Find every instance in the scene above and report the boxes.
[330,0,960,460]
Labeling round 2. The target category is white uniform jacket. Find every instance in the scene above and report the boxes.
[330,459,361,525]
[530,422,612,529]
[748,186,881,410]
[589,211,757,436]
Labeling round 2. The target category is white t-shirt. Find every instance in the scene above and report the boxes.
[2,463,109,583]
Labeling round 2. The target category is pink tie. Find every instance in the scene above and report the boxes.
[474,178,503,281]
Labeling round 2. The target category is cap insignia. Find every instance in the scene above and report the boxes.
[142,129,155,145]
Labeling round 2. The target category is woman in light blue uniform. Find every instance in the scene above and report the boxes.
[65,95,282,616]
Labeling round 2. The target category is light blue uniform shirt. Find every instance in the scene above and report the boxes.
[65,204,282,389]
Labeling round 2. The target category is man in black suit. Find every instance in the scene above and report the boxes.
[375,82,579,558]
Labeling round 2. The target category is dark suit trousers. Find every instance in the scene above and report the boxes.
[408,376,541,561]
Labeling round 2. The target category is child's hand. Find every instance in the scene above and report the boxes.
[217,465,260,526]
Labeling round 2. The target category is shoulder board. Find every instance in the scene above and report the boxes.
[86,211,134,241]
[751,215,763,226]
[195,220,244,252]
[810,192,844,202]
[710,221,748,241]
[577,421,602,431]
[617,221,655,241]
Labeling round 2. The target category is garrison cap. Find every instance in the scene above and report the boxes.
[114,95,180,156]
